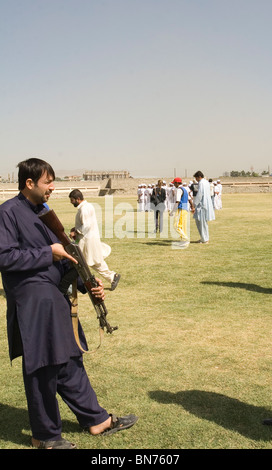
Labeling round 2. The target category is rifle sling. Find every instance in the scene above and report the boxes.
[70,280,103,354]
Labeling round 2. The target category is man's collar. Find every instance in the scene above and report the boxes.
[78,200,87,208]
[18,192,45,214]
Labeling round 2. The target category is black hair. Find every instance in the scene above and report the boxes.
[193,170,204,179]
[69,189,84,200]
[17,158,55,190]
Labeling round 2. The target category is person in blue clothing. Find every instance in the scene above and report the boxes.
[0,158,138,449]
[170,177,194,249]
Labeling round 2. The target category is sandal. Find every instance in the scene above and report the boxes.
[32,437,76,449]
[100,413,138,436]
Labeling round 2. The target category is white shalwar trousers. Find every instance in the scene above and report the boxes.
[195,218,209,243]
[91,260,115,284]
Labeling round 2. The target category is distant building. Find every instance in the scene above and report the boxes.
[83,170,130,181]
[63,175,82,181]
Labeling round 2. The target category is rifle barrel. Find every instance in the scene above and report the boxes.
[39,209,118,334]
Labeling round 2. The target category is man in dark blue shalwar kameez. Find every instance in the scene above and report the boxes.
[0,158,137,449]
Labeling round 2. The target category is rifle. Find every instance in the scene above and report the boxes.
[39,209,118,350]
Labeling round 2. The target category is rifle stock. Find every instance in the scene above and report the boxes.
[39,209,118,334]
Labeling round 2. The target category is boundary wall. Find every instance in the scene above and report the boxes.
[1,177,272,199]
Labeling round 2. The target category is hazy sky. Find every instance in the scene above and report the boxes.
[1,0,272,178]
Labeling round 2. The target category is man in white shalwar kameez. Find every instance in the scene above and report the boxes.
[137,185,145,212]
[193,171,215,244]
[216,179,223,209]
[69,189,120,291]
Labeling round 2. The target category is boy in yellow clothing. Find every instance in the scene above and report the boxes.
[170,177,194,249]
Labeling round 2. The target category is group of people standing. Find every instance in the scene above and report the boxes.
[137,172,222,248]
[137,177,222,214]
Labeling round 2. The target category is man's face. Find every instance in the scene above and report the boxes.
[70,197,80,207]
[27,171,55,205]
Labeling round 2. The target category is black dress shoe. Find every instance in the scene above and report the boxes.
[263,418,272,425]
[110,273,121,291]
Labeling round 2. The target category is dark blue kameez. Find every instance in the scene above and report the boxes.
[0,193,109,440]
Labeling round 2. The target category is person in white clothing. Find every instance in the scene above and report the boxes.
[193,171,215,244]
[208,179,215,208]
[216,179,223,209]
[69,189,120,291]
[165,183,173,211]
[213,182,220,210]
[168,183,176,212]
[137,185,145,212]
[145,185,152,211]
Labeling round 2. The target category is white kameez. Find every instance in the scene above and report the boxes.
[193,178,215,242]
[75,200,115,283]
[216,182,223,209]
[137,187,145,212]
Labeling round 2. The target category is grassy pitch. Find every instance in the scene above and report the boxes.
[0,193,272,449]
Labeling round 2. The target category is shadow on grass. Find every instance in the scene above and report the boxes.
[202,281,272,294]
[0,402,79,448]
[138,239,177,246]
[149,390,272,441]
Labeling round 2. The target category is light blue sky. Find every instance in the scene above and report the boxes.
[1,0,272,178]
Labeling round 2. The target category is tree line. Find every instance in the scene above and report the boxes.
[230,170,270,177]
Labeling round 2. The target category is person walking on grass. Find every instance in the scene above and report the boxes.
[69,189,120,291]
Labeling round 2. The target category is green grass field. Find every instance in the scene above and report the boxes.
[0,193,272,449]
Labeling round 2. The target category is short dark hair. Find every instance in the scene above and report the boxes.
[193,170,204,179]
[17,158,55,190]
[69,189,84,200]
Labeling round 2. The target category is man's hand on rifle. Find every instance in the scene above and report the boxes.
[92,278,105,301]
[51,243,78,264]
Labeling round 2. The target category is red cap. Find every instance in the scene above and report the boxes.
[171,177,182,184]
